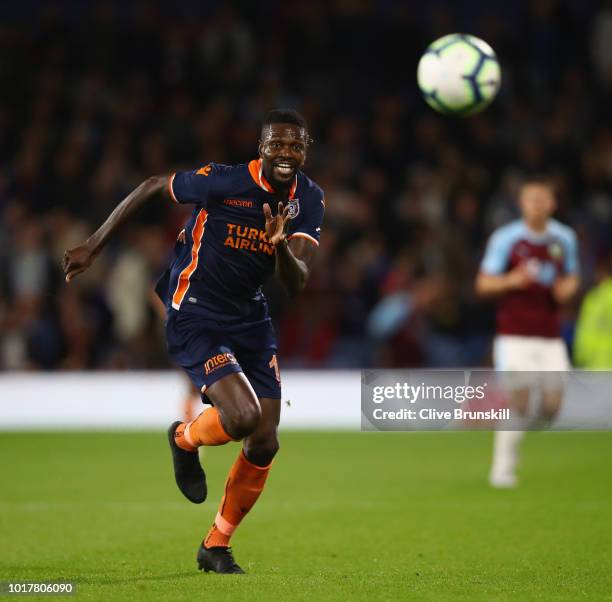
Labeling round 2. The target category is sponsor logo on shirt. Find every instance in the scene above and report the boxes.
[224,198,254,208]
[548,241,563,260]
[224,223,274,256]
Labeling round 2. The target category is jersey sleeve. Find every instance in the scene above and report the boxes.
[562,229,579,275]
[287,187,325,247]
[480,228,512,275]
[168,163,222,206]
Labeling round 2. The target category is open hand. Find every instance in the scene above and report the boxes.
[62,242,98,282]
[263,202,290,246]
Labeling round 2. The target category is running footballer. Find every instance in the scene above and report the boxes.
[476,177,579,488]
[62,110,325,574]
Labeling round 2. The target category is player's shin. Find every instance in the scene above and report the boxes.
[174,407,234,452]
[204,450,272,548]
[491,430,525,475]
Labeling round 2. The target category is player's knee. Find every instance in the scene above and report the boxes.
[539,404,560,422]
[244,436,279,466]
[540,393,562,421]
[225,400,262,439]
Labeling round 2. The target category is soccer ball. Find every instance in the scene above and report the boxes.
[417,33,501,116]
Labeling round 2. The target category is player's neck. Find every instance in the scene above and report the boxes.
[273,185,291,200]
[262,168,289,196]
[524,219,548,235]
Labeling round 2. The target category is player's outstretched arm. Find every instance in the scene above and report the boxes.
[62,175,170,282]
[263,202,316,297]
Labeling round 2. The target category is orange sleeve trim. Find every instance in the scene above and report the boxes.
[168,173,179,203]
[288,232,319,246]
[171,209,208,309]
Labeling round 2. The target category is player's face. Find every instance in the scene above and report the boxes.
[519,184,556,227]
[259,123,308,187]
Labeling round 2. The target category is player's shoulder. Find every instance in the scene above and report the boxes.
[488,219,525,246]
[195,162,254,192]
[548,218,577,243]
[297,171,325,206]
[199,162,246,178]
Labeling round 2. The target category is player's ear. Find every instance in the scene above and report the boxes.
[258,140,264,158]
[302,135,312,163]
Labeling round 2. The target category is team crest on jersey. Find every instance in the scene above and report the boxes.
[287,198,300,219]
[548,241,563,259]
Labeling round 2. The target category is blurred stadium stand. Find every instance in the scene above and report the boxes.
[1,0,612,371]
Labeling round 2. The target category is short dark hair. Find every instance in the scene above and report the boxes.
[262,109,308,131]
[521,174,555,190]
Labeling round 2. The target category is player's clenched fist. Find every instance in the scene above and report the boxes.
[505,263,533,290]
[62,242,97,283]
[263,202,290,246]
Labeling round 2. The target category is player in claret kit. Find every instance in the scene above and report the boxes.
[62,109,325,573]
[476,177,580,488]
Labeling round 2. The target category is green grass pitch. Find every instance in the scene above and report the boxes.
[1,430,611,601]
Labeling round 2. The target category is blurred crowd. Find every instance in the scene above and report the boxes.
[2,0,612,371]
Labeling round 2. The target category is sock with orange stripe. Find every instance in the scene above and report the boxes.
[204,450,272,548]
[174,407,233,452]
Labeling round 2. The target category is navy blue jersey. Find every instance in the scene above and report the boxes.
[159,159,324,322]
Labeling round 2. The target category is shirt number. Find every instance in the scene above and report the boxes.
[269,354,281,382]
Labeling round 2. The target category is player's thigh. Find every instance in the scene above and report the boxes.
[535,337,569,398]
[166,310,242,395]
[493,335,535,371]
[231,320,282,401]
[494,336,535,410]
[243,397,281,466]
[538,338,571,371]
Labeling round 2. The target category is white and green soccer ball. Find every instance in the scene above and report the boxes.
[417,33,501,116]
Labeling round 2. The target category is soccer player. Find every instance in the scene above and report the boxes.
[476,177,579,488]
[62,109,324,573]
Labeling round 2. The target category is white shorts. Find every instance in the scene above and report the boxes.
[493,335,570,391]
[493,335,570,371]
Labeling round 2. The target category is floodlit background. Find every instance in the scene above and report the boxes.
[1,0,612,378]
